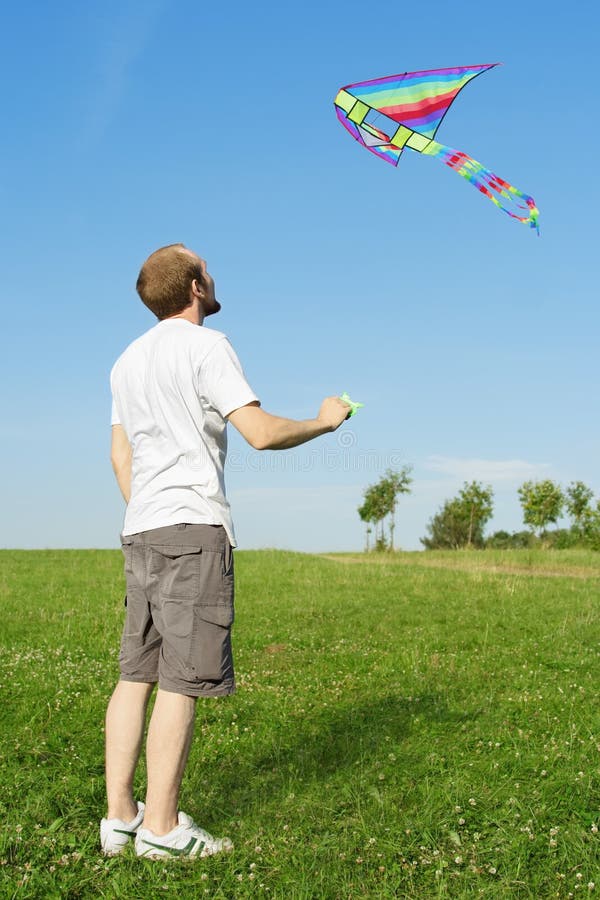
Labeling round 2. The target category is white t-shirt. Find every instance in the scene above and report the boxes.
[110,318,259,546]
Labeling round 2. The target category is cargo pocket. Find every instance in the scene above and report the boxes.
[189,603,234,681]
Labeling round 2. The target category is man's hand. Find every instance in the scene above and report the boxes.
[317,396,352,432]
[228,395,352,451]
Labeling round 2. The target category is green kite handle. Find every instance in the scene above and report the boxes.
[340,392,364,418]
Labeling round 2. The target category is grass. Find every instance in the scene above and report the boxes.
[0,548,599,898]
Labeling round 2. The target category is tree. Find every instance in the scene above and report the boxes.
[517,479,564,538]
[565,481,594,534]
[358,466,413,551]
[563,482,600,548]
[587,502,600,550]
[358,482,389,550]
[421,498,470,550]
[358,486,379,549]
[460,481,494,547]
[379,467,413,550]
[421,481,494,550]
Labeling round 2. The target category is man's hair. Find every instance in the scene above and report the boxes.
[136,243,206,320]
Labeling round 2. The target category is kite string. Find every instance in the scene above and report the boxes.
[422,140,539,232]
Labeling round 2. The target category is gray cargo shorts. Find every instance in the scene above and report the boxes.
[118,523,235,697]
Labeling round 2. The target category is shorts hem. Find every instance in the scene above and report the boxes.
[119,673,158,684]
[158,680,236,698]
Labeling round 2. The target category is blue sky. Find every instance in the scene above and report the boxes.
[1,0,598,551]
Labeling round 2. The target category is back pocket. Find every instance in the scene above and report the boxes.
[150,545,203,599]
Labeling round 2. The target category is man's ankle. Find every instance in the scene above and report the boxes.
[107,801,139,822]
[141,815,179,836]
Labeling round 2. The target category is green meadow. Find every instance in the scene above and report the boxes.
[1,548,599,898]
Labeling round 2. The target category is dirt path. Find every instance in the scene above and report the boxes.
[318,554,600,580]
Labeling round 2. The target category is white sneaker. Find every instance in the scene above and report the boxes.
[135,811,233,859]
[100,801,145,856]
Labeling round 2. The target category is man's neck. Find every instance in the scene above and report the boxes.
[164,309,204,326]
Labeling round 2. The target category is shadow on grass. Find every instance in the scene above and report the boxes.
[192,692,480,818]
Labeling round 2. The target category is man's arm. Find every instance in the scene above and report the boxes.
[111,425,132,502]
[227,397,350,451]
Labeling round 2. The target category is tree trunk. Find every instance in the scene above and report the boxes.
[467,505,474,547]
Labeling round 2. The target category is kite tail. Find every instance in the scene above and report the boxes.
[422,140,539,233]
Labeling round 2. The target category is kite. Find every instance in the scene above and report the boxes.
[334,64,539,232]
[340,392,364,417]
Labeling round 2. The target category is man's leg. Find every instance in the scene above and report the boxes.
[142,689,197,835]
[105,679,155,821]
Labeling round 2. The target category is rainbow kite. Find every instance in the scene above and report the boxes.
[334,64,539,232]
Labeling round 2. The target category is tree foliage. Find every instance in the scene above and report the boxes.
[517,480,564,537]
[487,479,600,550]
[562,481,600,548]
[485,529,535,549]
[421,481,494,550]
[358,466,413,551]
[565,481,594,533]
[358,472,600,554]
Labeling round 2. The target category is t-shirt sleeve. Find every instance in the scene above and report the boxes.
[201,338,260,418]
[111,397,121,426]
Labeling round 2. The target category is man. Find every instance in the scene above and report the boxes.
[102,243,350,858]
